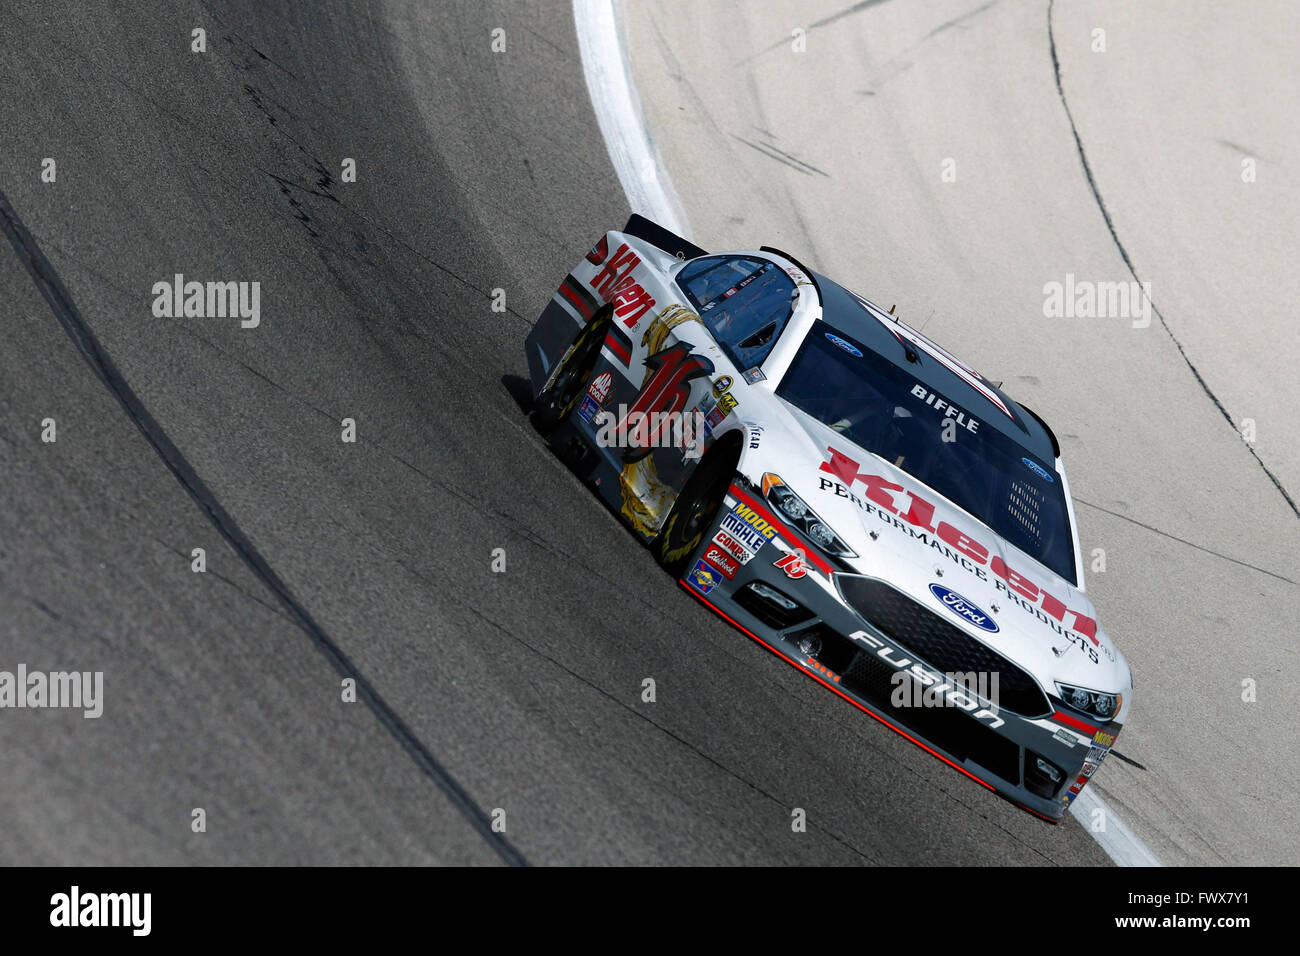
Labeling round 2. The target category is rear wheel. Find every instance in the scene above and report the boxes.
[655,440,739,575]
[532,307,612,434]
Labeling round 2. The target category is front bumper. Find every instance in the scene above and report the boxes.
[684,479,1121,823]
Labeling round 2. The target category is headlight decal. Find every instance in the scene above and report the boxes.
[760,474,857,559]
[1055,681,1121,721]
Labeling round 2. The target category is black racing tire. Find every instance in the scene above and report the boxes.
[655,438,741,576]
[532,307,612,434]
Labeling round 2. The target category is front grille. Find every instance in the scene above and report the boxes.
[791,625,1022,786]
[837,576,1051,719]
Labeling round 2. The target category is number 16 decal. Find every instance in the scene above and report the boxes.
[617,342,713,463]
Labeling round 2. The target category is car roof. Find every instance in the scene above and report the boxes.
[811,272,1059,464]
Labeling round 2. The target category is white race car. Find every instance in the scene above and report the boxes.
[524,215,1132,821]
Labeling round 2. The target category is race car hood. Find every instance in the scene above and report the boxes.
[745,401,1132,701]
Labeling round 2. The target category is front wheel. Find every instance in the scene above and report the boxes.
[655,443,738,576]
[532,307,612,434]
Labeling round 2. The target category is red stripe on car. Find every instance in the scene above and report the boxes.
[604,332,631,365]
[681,583,997,795]
[559,281,593,318]
[1050,709,1097,734]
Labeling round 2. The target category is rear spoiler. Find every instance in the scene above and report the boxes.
[623,213,708,260]
[1017,403,1062,458]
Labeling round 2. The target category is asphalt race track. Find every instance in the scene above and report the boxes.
[626,0,1300,866]
[1,1,1293,866]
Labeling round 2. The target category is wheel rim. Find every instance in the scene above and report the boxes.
[662,458,729,565]
[541,320,603,422]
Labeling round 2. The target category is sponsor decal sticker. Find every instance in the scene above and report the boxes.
[743,366,766,384]
[728,504,779,541]
[587,241,656,326]
[687,558,722,596]
[1093,730,1116,747]
[774,551,808,579]
[928,583,999,633]
[1022,457,1054,482]
[819,447,1104,655]
[702,545,739,579]
[712,528,758,565]
[719,510,769,554]
[825,332,862,357]
[587,371,613,404]
[712,376,733,398]
[1053,728,1078,748]
[577,395,600,423]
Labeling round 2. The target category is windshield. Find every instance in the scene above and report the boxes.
[677,256,798,370]
[777,323,1076,582]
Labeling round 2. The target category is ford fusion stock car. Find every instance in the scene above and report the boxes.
[524,215,1132,821]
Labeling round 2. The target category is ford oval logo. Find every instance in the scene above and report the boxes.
[1022,457,1054,482]
[825,333,863,357]
[928,583,999,633]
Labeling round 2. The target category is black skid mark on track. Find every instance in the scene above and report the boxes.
[237,72,414,333]
[1046,0,1300,523]
[267,171,322,238]
[0,188,529,868]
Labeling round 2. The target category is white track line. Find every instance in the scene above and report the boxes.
[573,0,690,237]
[1072,788,1161,866]
[571,0,1159,868]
